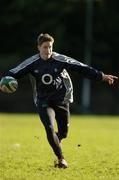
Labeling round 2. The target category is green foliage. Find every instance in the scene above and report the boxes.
[0,54,20,70]
[0,114,119,180]
[0,0,119,68]
[0,0,81,56]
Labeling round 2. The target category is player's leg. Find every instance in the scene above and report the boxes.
[54,103,70,142]
[53,103,69,168]
[36,103,65,162]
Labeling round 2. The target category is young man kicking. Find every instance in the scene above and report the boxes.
[0,33,118,168]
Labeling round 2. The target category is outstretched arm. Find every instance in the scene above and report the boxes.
[53,52,119,84]
[102,74,118,85]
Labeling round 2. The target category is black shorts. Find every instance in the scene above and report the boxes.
[36,101,70,140]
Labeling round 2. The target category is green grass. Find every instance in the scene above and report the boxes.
[0,114,119,180]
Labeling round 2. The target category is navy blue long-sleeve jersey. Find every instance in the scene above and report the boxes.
[6,52,103,105]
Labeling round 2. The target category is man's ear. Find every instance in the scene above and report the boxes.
[37,45,40,51]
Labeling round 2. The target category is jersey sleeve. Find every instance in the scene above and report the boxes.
[3,55,38,79]
[6,61,30,79]
[53,52,103,81]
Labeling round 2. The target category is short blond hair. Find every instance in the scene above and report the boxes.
[37,33,54,46]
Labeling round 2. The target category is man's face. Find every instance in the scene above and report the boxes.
[38,41,53,60]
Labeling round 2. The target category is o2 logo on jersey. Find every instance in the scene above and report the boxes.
[41,73,62,89]
[41,74,53,85]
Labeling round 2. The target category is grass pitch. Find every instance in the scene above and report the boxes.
[0,114,119,180]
